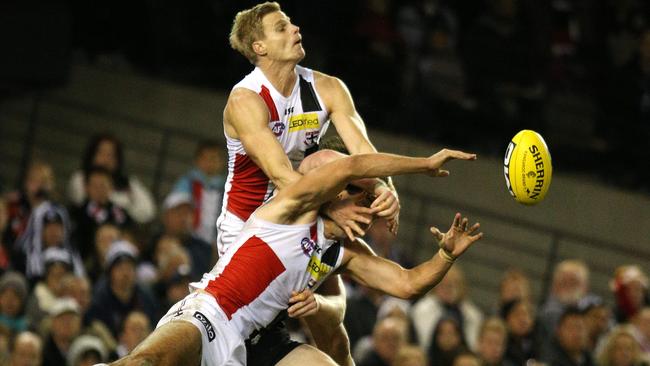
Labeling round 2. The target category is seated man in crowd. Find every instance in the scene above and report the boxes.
[107,147,482,366]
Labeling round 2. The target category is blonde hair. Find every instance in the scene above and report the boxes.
[229,2,281,64]
[597,327,641,366]
[478,317,508,340]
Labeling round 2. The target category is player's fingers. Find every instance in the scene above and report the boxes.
[347,220,366,237]
[453,213,461,228]
[430,227,443,241]
[343,225,355,242]
[436,169,450,177]
[461,217,469,231]
[468,223,481,234]
[390,220,399,235]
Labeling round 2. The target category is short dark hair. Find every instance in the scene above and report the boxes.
[84,165,114,185]
[558,306,584,327]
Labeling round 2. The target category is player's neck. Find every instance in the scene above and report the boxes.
[259,61,297,97]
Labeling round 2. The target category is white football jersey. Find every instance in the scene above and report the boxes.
[191,214,343,339]
[221,66,331,222]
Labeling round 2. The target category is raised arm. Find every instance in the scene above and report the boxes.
[224,88,301,189]
[340,213,483,299]
[316,72,400,233]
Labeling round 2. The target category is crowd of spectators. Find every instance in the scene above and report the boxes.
[0,132,649,365]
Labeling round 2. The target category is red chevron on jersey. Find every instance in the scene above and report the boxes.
[226,154,270,221]
[259,85,279,122]
[204,235,285,319]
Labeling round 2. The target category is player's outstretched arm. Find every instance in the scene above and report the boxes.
[279,148,477,215]
[340,213,483,299]
[224,88,301,189]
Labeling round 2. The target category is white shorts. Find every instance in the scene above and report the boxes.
[216,210,245,256]
[156,291,246,366]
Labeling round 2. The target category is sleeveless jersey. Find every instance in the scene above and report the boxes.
[190,215,344,339]
[222,66,330,222]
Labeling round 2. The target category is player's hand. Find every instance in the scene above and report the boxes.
[425,149,477,177]
[324,199,376,241]
[288,289,320,318]
[430,213,483,259]
[371,185,400,235]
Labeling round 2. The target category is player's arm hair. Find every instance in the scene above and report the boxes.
[339,238,453,300]
[304,275,353,366]
[279,152,431,213]
[224,88,301,189]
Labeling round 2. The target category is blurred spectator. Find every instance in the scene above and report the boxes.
[42,298,82,366]
[452,351,481,366]
[24,247,76,327]
[631,307,650,354]
[66,334,108,366]
[597,326,650,366]
[85,240,157,337]
[115,311,150,359]
[500,299,538,365]
[157,265,191,320]
[0,197,11,273]
[15,202,84,280]
[537,260,590,355]
[85,223,122,282]
[428,317,468,366]
[60,275,116,357]
[392,344,427,366]
[4,161,55,249]
[72,166,132,261]
[155,191,212,280]
[0,271,29,335]
[411,266,483,351]
[170,139,225,245]
[357,316,409,366]
[476,317,508,366]
[498,268,532,308]
[540,306,594,366]
[579,296,612,353]
[9,331,43,366]
[345,286,385,353]
[67,133,155,224]
[610,265,649,323]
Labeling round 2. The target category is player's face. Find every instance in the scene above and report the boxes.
[259,11,304,62]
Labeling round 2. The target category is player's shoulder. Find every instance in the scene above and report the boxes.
[313,70,344,89]
[226,87,266,111]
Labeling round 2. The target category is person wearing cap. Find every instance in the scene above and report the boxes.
[9,331,43,366]
[42,297,82,366]
[85,240,158,337]
[152,191,212,281]
[170,140,226,246]
[66,334,108,366]
[0,271,29,335]
[24,247,76,328]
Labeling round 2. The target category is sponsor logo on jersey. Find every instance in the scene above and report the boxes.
[193,311,216,342]
[305,130,320,146]
[288,113,319,132]
[301,237,321,257]
[306,256,333,289]
[271,121,285,136]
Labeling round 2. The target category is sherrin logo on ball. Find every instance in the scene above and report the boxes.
[503,130,552,205]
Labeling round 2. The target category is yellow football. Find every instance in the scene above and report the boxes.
[503,130,553,205]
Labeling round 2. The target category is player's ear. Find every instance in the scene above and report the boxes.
[252,41,267,57]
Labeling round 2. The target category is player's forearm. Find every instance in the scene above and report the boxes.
[404,253,453,298]
[346,153,429,181]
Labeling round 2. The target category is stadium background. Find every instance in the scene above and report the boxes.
[0,0,649,364]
